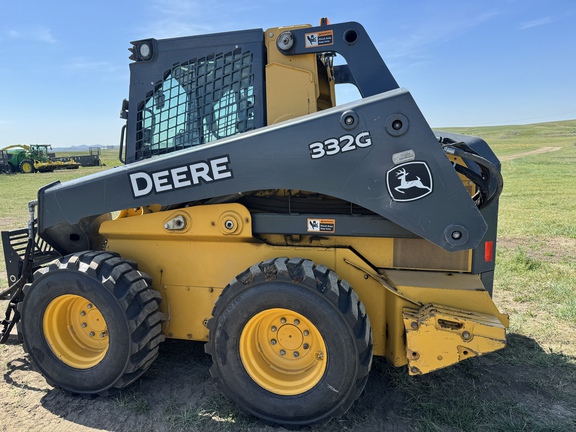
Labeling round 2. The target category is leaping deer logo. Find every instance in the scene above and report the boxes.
[395,167,431,194]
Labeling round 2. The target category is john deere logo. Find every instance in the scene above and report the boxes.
[386,161,433,202]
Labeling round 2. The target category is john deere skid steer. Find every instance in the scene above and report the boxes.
[1,20,507,426]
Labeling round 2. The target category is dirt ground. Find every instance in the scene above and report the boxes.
[1,328,575,432]
[499,146,561,161]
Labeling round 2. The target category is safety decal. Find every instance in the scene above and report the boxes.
[386,161,433,202]
[305,30,334,48]
[307,218,335,233]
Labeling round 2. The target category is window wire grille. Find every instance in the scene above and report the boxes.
[136,48,255,160]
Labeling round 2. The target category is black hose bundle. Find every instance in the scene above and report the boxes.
[439,137,504,209]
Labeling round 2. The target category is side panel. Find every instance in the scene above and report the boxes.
[100,204,507,366]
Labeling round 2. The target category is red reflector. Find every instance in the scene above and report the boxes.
[485,241,494,262]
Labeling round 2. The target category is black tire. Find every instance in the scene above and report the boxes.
[1,163,13,174]
[205,257,373,427]
[19,159,35,173]
[19,251,165,396]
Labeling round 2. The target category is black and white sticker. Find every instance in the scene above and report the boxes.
[386,161,433,202]
[129,155,233,198]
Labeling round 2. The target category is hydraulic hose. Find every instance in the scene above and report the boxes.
[442,144,504,209]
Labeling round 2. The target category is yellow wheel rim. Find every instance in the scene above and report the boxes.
[43,294,109,369]
[21,162,34,173]
[239,308,327,395]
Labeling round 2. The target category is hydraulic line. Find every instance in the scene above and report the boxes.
[442,142,504,209]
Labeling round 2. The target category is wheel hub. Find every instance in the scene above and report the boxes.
[277,324,303,351]
[239,308,327,395]
[43,294,109,369]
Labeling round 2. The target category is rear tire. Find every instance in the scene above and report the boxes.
[19,159,35,173]
[206,257,372,427]
[20,251,165,396]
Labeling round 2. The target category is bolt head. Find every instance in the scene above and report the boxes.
[293,319,300,326]
[280,318,286,324]
[89,332,95,337]
[280,349,286,356]
[100,332,106,338]
[303,330,309,336]
[80,311,86,316]
[303,343,309,350]
[293,351,299,358]
[271,326,277,332]
[81,322,87,328]
[271,339,277,345]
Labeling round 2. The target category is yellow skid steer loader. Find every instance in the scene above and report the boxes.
[1,19,507,427]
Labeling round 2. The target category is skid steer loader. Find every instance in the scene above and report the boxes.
[0,20,507,427]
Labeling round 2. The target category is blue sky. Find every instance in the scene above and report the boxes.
[1,0,575,147]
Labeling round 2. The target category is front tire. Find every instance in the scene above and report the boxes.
[19,159,35,173]
[20,251,165,395]
[206,258,372,427]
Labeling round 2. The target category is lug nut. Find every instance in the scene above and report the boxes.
[100,332,106,338]
[89,332,95,337]
[80,311,86,317]
[303,330,309,336]
[271,339,277,345]
[294,319,300,325]
[87,304,93,309]
[293,351,299,358]
[303,343,309,350]
[280,349,286,356]
[81,322,87,328]
[280,318,286,324]
[315,351,324,360]
[271,326,277,332]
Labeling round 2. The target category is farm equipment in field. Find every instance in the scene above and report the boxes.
[0,20,507,427]
[50,146,102,167]
[1,144,80,173]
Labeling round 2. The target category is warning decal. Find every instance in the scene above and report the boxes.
[305,30,334,48]
[307,218,336,233]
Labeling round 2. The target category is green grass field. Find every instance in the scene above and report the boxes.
[0,120,575,431]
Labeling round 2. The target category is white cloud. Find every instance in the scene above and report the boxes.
[143,0,259,38]
[3,26,56,43]
[377,10,502,61]
[518,17,552,30]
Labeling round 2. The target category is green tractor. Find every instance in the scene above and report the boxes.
[1,144,79,173]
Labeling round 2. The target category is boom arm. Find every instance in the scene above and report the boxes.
[38,88,487,253]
